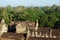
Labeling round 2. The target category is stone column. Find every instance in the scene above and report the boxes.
[35,20,38,30]
[50,29,52,38]
[26,27,30,40]
[0,19,8,36]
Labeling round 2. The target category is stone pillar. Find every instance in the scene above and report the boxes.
[26,27,30,40]
[0,19,8,36]
[27,27,30,38]
[32,32,35,37]
[35,20,38,30]
[50,29,52,38]
[46,32,49,38]
[35,32,40,37]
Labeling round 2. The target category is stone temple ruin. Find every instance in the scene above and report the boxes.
[0,19,39,40]
[0,19,60,40]
[0,19,8,36]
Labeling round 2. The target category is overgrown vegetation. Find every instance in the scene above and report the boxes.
[0,5,60,28]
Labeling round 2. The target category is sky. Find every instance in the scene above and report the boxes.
[0,0,60,7]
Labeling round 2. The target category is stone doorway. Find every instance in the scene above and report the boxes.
[8,24,16,33]
[23,33,27,40]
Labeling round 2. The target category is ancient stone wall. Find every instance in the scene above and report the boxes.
[28,37,60,40]
[27,27,60,40]
[28,27,60,38]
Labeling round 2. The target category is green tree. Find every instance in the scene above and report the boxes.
[1,9,10,24]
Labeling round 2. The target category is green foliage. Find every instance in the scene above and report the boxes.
[0,5,60,28]
[1,10,10,24]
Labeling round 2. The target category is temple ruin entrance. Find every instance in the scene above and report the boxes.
[8,24,16,33]
[23,33,27,40]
